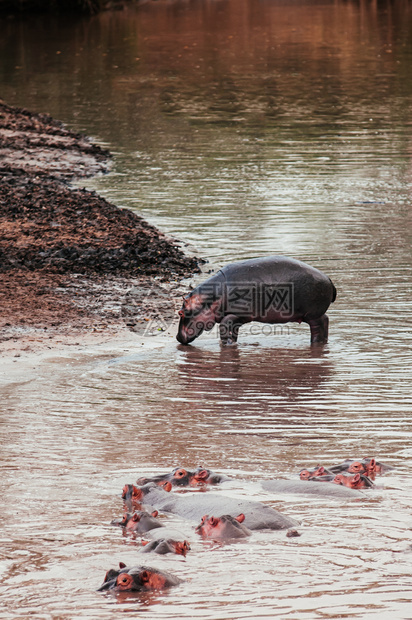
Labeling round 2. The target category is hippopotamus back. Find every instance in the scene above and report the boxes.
[140,483,298,531]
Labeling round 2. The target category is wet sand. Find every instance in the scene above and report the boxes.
[0,100,201,357]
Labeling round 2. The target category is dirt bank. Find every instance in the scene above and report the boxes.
[0,100,202,354]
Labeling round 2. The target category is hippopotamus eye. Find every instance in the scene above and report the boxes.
[175,469,186,477]
[117,573,133,589]
[178,310,185,318]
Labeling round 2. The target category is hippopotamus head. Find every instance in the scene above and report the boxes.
[122,482,172,511]
[111,510,162,533]
[98,564,182,592]
[136,467,194,487]
[176,280,223,345]
[195,513,251,540]
[347,461,367,474]
[137,466,229,488]
[299,465,333,480]
[140,538,191,557]
[333,473,374,489]
[190,467,230,485]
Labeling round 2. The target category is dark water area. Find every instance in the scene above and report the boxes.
[1,0,412,617]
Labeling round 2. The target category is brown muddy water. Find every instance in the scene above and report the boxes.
[1,0,412,617]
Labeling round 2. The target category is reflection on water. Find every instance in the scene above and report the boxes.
[1,0,412,617]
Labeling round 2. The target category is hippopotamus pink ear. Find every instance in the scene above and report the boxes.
[119,562,126,569]
[151,510,159,518]
[131,485,143,500]
[353,473,361,482]
[235,513,246,523]
[132,512,141,522]
[195,468,208,479]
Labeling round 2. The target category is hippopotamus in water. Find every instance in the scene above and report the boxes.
[299,466,334,480]
[140,538,191,557]
[346,458,394,477]
[196,513,251,540]
[136,467,230,488]
[98,563,182,592]
[261,479,365,498]
[330,458,394,476]
[113,502,192,553]
[333,473,374,489]
[123,482,298,530]
[111,510,163,533]
[176,256,336,345]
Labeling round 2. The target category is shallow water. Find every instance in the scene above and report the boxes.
[1,0,412,617]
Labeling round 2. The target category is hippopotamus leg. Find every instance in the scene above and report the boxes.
[306,314,329,344]
[219,314,247,345]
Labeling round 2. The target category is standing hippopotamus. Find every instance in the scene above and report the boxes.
[177,256,336,345]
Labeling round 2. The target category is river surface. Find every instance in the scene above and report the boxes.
[1,0,412,617]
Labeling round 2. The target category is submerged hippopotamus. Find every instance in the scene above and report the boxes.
[299,466,334,480]
[112,504,191,555]
[123,482,172,512]
[196,513,251,540]
[346,458,394,477]
[333,473,374,489]
[123,482,298,531]
[140,538,190,557]
[136,467,230,488]
[177,256,336,345]
[330,458,394,477]
[98,563,182,592]
[111,510,163,533]
[261,479,365,498]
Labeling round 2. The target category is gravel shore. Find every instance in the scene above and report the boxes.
[0,100,201,354]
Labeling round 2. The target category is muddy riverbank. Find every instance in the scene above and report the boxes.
[0,100,201,355]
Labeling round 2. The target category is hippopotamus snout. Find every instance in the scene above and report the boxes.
[176,319,201,345]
